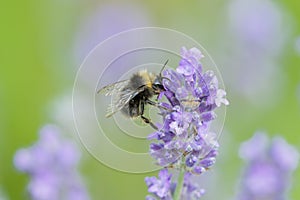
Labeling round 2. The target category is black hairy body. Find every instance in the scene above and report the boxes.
[121,88,155,117]
[121,71,157,118]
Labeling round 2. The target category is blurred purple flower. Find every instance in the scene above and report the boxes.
[14,125,89,200]
[225,0,288,106]
[237,132,299,200]
[73,3,152,64]
[72,3,153,88]
[239,133,268,161]
[146,47,228,199]
[228,0,284,53]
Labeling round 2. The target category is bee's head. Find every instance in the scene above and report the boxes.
[152,77,165,94]
[152,59,170,94]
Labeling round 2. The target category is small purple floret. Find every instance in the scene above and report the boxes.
[145,169,205,200]
[145,169,172,199]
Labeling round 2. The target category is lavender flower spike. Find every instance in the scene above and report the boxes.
[149,46,228,173]
[146,47,229,199]
[237,132,299,200]
[14,125,90,200]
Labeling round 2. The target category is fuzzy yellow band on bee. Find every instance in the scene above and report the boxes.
[138,70,156,88]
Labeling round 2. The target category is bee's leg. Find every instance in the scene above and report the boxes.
[141,116,158,130]
[140,100,158,130]
[145,99,172,111]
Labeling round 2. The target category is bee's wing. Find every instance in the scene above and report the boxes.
[97,80,130,96]
[106,85,148,118]
[98,80,146,118]
[105,88,138,118]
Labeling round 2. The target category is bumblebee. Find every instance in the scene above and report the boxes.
[97,60,169,129]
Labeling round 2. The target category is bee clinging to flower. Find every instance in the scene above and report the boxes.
[97,60,169,129]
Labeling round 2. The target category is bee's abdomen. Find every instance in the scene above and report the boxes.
[121,98,140,117]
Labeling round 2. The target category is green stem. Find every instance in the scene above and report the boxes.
[173,166,185,200]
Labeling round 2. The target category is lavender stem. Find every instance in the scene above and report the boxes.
[173,163,185,200]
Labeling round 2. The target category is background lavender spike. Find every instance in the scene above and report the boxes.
[13,125,90,200]
[236,132,299,200]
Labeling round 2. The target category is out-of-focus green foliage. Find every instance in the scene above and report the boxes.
[0,0,299,199]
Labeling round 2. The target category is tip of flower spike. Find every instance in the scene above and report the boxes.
[215,89,229,107]
[14,148,33,172]
[270,137,299,171]
[180,46,205,61]
[239,132,269,161]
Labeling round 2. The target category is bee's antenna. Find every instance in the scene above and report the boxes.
[161,76,171,82]
[159,59,169,76]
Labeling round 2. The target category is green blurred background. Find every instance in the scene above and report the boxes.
[1,0,300,199]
